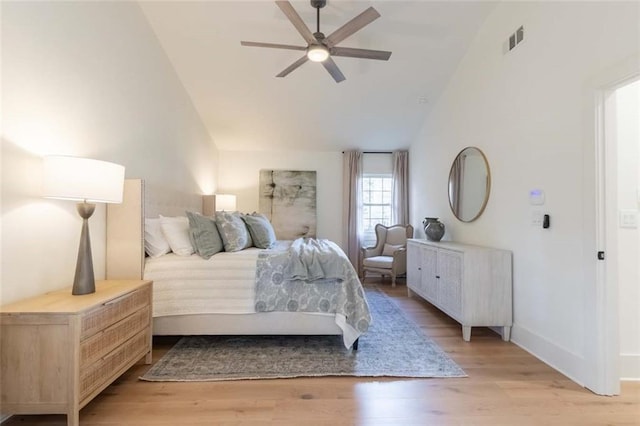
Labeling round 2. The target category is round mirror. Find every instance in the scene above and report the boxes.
[448,147,491,222]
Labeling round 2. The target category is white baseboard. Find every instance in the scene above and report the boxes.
[620,353,640,380]
[511,323,586,386]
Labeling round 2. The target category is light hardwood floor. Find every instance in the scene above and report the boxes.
[3,279,639,425]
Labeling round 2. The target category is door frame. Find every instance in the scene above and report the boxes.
[590,61,639,395]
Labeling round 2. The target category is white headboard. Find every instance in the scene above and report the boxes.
[106,179,202,279]
[145,182,202,218]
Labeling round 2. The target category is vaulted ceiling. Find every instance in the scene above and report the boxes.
[140,1,497,152]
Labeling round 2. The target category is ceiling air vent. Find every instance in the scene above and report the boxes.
[505,26,524,53]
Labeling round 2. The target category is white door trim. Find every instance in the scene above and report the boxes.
[593,84,619,395]
[591,61,639,395]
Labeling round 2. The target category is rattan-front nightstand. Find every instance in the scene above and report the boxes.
[0,280,152,426]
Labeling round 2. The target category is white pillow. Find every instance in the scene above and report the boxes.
[144,218,171,258]
[159,215,194,256]
[382,243,403,257]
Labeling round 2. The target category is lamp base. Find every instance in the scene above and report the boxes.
[72,202,96,295]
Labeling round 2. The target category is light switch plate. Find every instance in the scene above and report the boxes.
[531,210,543,226]
[619,210,638,228]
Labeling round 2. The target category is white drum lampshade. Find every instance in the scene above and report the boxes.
[43,156,125,203]
[214,194,237,212]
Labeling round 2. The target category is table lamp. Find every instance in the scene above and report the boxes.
[203,193,237,216]
[43,156,125,295]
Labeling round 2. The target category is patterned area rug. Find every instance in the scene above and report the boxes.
[140,287,466,381]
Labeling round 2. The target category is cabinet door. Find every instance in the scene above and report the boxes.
[406,243,422,293]
[437,249,463,319]
[421,246,438,302]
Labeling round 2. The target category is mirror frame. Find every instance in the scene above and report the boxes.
[448,146,491,223]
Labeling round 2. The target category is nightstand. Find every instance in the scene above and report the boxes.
[0,280,152,426]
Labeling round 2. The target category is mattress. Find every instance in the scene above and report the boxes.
[144,249,263,317]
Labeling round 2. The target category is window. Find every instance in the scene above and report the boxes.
[361,174,393,247]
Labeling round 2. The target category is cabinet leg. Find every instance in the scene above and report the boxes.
[145,350,153,364]
[502,326,511,342]
[67,409,79,426]
[462,325,472,342]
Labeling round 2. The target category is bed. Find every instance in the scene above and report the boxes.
[105,179,369,349]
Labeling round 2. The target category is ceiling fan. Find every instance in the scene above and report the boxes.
[241,0,392,83]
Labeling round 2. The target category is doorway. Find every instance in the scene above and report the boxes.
[613,79,640,382]
[594,74,640,395]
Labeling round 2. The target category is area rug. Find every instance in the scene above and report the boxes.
[140,287,466,381]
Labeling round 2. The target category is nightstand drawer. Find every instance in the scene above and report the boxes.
[80,327,150,402]
[81,305,150,367]
[80,285,151,339]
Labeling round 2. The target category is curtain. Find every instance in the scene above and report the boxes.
[342,151,363,269]
[392,150,409,225]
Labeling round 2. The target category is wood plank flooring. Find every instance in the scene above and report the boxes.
[3,279,639,425]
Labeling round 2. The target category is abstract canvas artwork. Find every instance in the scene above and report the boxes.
[259,170,317,240]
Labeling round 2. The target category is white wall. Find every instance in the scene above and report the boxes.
[217,150,342,246]
[363,153,393,175]
[616,80,640,380]
[409,1,639,386]
[1,2,218,305]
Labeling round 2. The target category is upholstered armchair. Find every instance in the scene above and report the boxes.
[361,223,414,287]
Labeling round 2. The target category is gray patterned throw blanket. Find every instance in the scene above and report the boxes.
[255,238,371,348]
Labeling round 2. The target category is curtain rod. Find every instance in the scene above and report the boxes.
[342,151,393,154]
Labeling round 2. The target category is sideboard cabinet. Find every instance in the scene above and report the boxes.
[407,239,512,341]
[0,280,152,426]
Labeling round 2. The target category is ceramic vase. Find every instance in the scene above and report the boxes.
[423,217,445,242]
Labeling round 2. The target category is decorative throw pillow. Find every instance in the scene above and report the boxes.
[159,215,195,256]
[242,213,276,249]
[215,211,253,252]
[382,243,403,257]
[186,211,223,259]
[144,218,171,258]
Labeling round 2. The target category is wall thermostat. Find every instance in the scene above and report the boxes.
[529,189,545,205]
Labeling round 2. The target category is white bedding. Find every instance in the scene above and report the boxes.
[144,249,263,317]
[144,242,370,348]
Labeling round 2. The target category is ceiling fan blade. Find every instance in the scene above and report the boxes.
[275,1,317,45]
[241,41,306,51]
[331,46,392,61]
[325,7,380,48]
[322,57,346,83]
[276,55,309,78]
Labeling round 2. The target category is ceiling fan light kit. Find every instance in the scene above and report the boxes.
[307,44,329,62]
[241,0,392,83]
